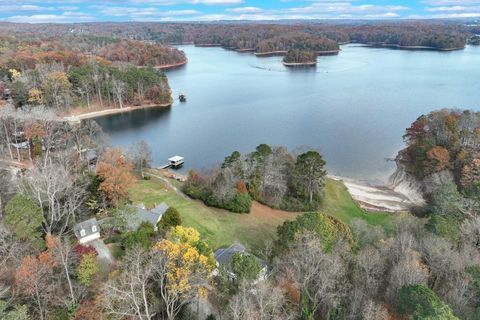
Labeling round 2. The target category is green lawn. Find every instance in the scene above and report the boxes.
[129,176,395,253]
[322,179,395,232]
[129,177,299,253]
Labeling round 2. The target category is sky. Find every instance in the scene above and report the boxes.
[0,0,479,23]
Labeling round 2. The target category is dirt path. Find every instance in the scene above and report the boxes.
[145,171,191,201]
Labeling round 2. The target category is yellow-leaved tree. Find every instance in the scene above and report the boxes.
[154,226,215,320]
[101,227,214,320]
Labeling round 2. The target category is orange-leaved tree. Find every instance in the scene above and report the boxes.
[97,148,136,206]
[15,248,56,320]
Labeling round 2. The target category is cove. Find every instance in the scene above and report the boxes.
[96,44,480,182]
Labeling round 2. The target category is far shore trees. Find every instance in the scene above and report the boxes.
[283,49,317,65]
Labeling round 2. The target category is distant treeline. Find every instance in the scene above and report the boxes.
[0,21,469,51]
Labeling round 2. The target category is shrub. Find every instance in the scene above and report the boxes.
[122,222,156,250]
[77,253,99,287]
[274,212,354,256]
[226,192,252,213]
[397,284,458,319]
[231,252,261,281]
[73,244,97,259]
[426,214,460,243]
[158,207,182,229]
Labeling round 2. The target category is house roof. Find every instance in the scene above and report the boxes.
[86,149,97,161]
[214,243,246,264]
[168,156,184,162]
[128,202,169,230]
[214,243,267,268]
[73,218,100,239]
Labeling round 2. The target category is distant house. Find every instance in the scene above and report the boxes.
[85,149,97,165]
[74,218,101,244]
[214,243,268,282]
[10,132,29,150]
[128,202,169,231]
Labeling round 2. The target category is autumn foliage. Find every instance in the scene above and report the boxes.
[97,148,136,206]
[425,146,450,174]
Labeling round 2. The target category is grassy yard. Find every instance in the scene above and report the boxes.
[129,175,395,253]
[129,177,299,253]
[322,179,396,232]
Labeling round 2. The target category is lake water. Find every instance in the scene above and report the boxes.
[96,44,480,182]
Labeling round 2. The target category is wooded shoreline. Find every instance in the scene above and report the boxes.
[63,100,173,122]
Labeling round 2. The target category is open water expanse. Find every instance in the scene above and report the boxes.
[96,44,480,182]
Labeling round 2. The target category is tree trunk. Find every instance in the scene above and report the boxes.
[3,123,13,160]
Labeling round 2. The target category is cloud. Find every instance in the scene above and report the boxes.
[98,6,200,20]
[226,6,263,13]
[5,11,94,23]
[423,0,480,19]
[426,5,480,11]
[129,0,243,5]
[0,5,44,12]
[423,0,480,5]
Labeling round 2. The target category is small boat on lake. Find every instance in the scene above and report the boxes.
[179,93,187,102]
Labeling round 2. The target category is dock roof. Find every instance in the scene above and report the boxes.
[168,156,184,162]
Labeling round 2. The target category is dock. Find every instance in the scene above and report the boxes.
[160,156,185,169]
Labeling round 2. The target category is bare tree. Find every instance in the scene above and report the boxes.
[48,236,78,304]
[361,300,389,320]
[111,77,125,109]
[20,156,87,235]
[387,249,429,300]
[101,247,160,320]
[276,233,349,318]
[92,62,104,108]
[130,140,152,178]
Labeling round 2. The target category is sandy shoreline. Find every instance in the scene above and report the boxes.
[63,101,172,122]
[283,61,317,67]
[154,60,187,70]
[329,175,424,212]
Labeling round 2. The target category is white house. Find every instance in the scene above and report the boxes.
[73,218,101,244]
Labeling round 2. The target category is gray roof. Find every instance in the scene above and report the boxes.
[86,149,97,162]
[128,202,169,230]
[214,243,267,268]
[214,243,246,264]
[74,218,100,239]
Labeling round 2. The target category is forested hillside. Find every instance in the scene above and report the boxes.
[0,36,183,111]
[396,109,480,241]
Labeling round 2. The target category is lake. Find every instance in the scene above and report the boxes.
[96,44,480,182]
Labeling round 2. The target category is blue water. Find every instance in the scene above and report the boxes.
[96,44,480,181]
